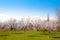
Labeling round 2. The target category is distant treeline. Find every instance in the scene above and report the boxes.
[0,8,60,31]
[0,17,58,31]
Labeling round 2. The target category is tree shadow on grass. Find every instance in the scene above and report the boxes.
[28,34,41,37]
[0,35,9,37]
[41,33,49,35]
[40,32,49,36]
[14,32,24,34]
[0,34,9,40]
[13,32,24,34]
[52,36,60,39]
[28,35,37,37]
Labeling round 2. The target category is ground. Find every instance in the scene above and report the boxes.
[0,30,60,40]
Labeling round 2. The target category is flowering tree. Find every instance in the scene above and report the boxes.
[8,19,17,30]
[56,8,60,31]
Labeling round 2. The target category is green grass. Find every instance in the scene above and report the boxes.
[0,30,60,40]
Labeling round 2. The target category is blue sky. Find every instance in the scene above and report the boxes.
[0,0,60,19]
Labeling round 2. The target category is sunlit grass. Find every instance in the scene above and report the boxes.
[0,31,60,40]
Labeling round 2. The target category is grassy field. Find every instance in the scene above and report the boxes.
[0,31,60,40]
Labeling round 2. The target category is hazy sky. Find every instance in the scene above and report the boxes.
[0,0,60,21]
